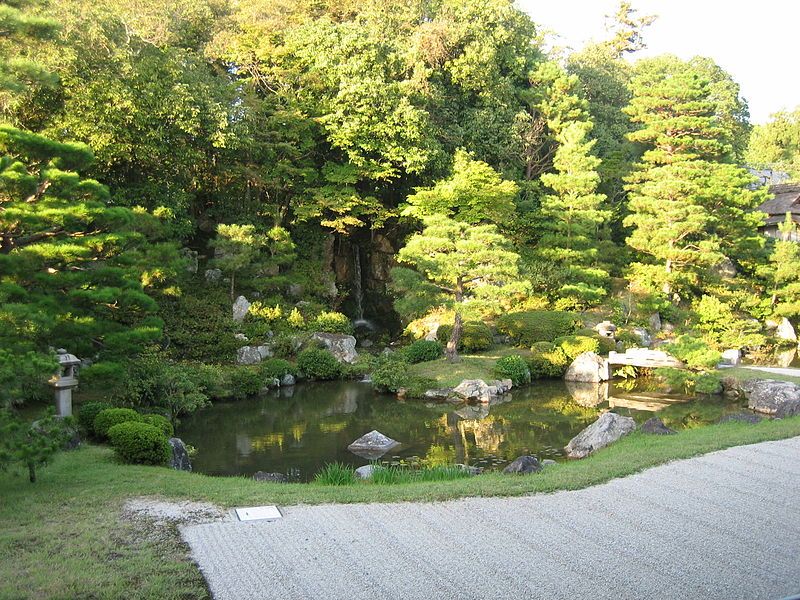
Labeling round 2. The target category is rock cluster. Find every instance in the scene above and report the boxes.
[451,379,513,403]
[253,471,287,483]
[564,412,636,459]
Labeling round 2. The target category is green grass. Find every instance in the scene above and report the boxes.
[2,417,800,599]
[314,462,357,485]
[369,465,472,485]
[718,366,800,385]
[408,346,531,388]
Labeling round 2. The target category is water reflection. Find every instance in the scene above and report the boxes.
[178,379,746,481]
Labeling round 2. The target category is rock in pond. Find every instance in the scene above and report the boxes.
[424,388,453,401]
[232,295,251,322]
[452,379,512,403]
[280,373,296,387]
[503,455,542,475]
[718,412,763,425]
[564,352,610,383]
[348,430,400,460]
[310,332,358,364]
[640,417,675,435]
[565,380,609,407]
[741,379,800,417]
[565,412,636,459]
[169,438,192,471]
[253,471,287,483]
[236,345,273,365]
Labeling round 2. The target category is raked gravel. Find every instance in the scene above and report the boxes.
[181,437,800,600]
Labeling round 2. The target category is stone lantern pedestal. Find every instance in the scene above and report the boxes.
[50,349,81,417]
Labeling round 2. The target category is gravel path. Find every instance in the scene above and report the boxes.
[182,437,800,600]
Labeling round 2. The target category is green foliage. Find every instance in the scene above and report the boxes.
[258,359,297,381]
[554,335,600,361]
[139,414,174,438]
[227,367,264,401]
[401,340,444,364]
[436,321,493,352]
[77,401,111,436]
[93,408,143,440]
[768,218,800,319]
[310,311,353,334]
[107,422,171,466]
[496,311,580,346]
[693,294,765,350]
[0,349,56,408]
[296,348,341,380]
[371,356,411,393]
[493,355,531,386]
[656,367,722,395]
[369,465,471,485]
[662,335,722,371]
[210,224,266,300]
[746,107,800,179]
[159,290,239,362]
[314,462,356,486]
[0,408,71,482]
[527,342,569,379]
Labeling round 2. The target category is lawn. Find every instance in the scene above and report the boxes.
[408,346,531,388]
[2,416,800,599]
[718,366,800,385]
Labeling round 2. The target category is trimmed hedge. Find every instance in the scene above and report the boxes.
[93,408,143,439]
[107,422,172,465]
[553,335,600,361]
[494,355,531,386]
[402,340,443,364]
[297,348,341,380]
[496,311,580,346]
[437,321,493,352]
[140,414,174,437]
[527,342,568,379]
[77,401,111,436]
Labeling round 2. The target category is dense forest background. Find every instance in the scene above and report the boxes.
[2,0,800,407]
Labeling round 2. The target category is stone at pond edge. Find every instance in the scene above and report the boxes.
[741,379,800,417]
[280,373,296,387]
[348,430,400,460]
[503,455,542,475]
[424,388,452,401]
[640,417,675,435]
[253,471,287,483]
[310,332,359,364]
[564,352,610,383]
[232,295,251,323]
[355,465,376,480]
[565,380,609,407]
[169,438,192,471]
[718,412,764,425]
[565,412,636,459]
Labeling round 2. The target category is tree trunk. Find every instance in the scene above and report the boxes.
[446,311,462,363]
[230,272,236,302]
[28,462,36,483]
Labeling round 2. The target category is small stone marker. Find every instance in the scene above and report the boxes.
[234,505,283,522]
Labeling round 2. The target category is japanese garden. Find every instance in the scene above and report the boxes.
[1,0,800,598]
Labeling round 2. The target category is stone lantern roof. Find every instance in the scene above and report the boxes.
[56,348,81,367]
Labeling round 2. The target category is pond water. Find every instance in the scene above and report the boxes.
[178,379,746,481]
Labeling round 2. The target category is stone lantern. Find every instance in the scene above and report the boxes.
[50,349,80,417]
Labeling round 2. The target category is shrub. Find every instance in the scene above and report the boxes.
[494,355,531,386]
[93,408,143,439]
[77,401,111,436]
[662,335,722,370]
[402,340,443,364]
[297,348,341,380]
[311,311,353,334]
[527,342,568,379]
[370,465,471,484]
[342,353,377,379]
[437,321,493,352]
[496,311,580,346]
[271,332,302,358]
[227,367,264,400]
[595,335,616,355]
[371,357,411,392]
[107,422,171,465]
[140,414,174,437]
[314,462,356,485]
[258,358,297,380]
[554,335,600,361]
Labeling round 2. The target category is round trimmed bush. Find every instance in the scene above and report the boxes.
[107,422,171,465]
[402,340,443,364]
[494,355,531,386]
[93,408,143,439]
[371,357,410,392]
[77,401,111,436]
[527,342,568,379]
[227,367,263,400]
[259,358,298,380]
[554,335,600,361]
[140,414,174,437]
[311,311,353,334]
[297,348,341,380]
[437,321,493,352]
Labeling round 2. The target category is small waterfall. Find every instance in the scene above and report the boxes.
[353,245,364,321]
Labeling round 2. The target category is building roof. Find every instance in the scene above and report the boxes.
[758,184,800,226]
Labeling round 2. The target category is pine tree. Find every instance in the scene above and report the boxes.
[538,122,611,308]
[769,214,800,319]
[393,215,524,362]
[210,224,266,301]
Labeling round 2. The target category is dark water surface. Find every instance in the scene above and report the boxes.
[177,379,745,481]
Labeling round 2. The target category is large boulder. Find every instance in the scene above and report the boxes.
[776,317,797,342]
[236,345,273,365]
[451,379,511,403]
[648,313,662,333]
[632,327,652,347]
[565,412,636,459]
[720,349,741,366]
[565,380,609,407]
[310,332,358,364]
[741,379,800,417]
[232,295,251,322]
[640,417,675,435]
[168,438,192,471]
[280,373,296,387]
[503,455,542,475]
[347,430,400,460]
[564,352,610,383]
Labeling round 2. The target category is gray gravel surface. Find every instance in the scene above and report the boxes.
[182,437,800,600]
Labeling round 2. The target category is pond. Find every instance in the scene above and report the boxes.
[177,379,747,481]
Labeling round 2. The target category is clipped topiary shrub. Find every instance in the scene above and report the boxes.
[527,342,568,379]
[77,401,111,436]
[93,408,143,439]
[496,311,580,346]
[140,414,174,437]
[297,348,341,380]
[437,321,493,352]
[494,355,531,386]
[311,311,353,334]
[258,358,298,380]
[227,366,264,400]
[371,357,410,392]
[402,340,443,364]
[554,335,600,362]
[107,422,171,465]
